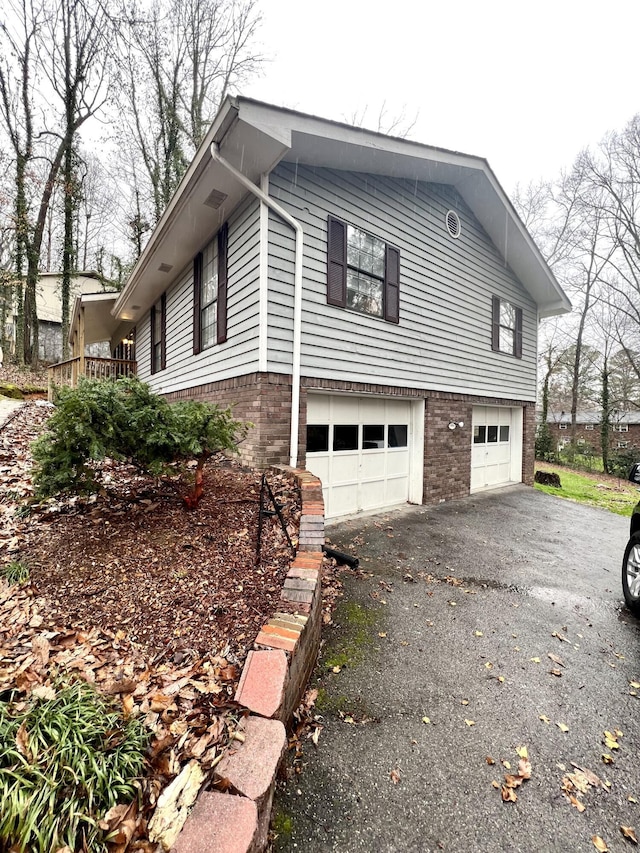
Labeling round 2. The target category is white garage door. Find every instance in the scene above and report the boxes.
[471,406,523,492]
[306,394,417,519]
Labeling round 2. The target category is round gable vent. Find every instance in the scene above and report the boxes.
[445,210,461,239]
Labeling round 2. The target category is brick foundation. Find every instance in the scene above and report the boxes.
[165,372,535,505]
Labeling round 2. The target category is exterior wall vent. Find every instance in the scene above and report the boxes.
[445,210,461,239]
[204,188,228,209]
[158,263,173,273]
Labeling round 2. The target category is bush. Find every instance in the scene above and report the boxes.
[0,679,149,852]
[31,377,247,505]
[608,447,640,479]
[535,423,557,462]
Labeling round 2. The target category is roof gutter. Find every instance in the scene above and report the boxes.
[210,142,304,469]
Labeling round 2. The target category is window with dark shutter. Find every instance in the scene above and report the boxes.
[327,215,400,322]
[385,246,400,323]
[492,295,523,358]
[193,223,229,353]
[217,222,228,344]
[327,216,347,307]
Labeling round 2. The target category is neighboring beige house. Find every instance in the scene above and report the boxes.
[8,272,114,362]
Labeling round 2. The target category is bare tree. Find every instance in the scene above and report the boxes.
[343,101,419,139]
[119,0,263,229]
[0,0,112,366]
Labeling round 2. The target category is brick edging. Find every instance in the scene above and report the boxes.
[171,468,324,853]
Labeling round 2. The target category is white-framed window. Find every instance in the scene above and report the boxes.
[577,438,585,446]
[559,423,568,430]
[617,440,629,449]
[491,296,522,358]
[616,424,629,432]
[326,215,400,323]
[585,424,594,431]
[201,238,218,349]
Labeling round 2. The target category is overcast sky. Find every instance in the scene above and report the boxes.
[245,0,640,194]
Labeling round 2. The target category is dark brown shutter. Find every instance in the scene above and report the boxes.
[150,305,156,374]
[514,306,523,358]
[491,295,500,352]
[217,222,229,344]
[193,252,203,355]
[160,292,167,370]
[384,246,400,324]
[327,215,347,307]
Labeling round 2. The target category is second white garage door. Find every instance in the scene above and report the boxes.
[471,405,523,492]
[306,394,421,519]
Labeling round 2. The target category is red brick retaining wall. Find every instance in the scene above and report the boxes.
[171,468,324,853]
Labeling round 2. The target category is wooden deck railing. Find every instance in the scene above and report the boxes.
[48,357,137,400]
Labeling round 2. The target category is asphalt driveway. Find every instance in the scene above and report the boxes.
[273,486,640,853]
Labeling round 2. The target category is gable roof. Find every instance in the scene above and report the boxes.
[108,97,570,335]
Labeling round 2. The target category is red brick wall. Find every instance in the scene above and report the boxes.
[423,398,472,503]
[165,371,535,505]
[548,422,640,454]
[522,404,535,485]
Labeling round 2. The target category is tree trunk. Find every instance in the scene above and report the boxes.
[601,357,611,475]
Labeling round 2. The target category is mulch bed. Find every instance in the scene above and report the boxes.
[0,400,303,850]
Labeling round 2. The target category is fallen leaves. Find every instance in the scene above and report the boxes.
[495,747,532,803]
[603,730,623,751]
[557,723,570,733]
[390,768,401,784]
[592,836,609,852]
[621,826,638,844]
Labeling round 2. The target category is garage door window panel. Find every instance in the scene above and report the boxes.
[388,425,408,447]
[363,425,385,449]
[333,425,359,451]
[474,425,486,444]
[500,425,510,442]
[307,425,329,453]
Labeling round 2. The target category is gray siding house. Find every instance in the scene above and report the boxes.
[71,98,570,519]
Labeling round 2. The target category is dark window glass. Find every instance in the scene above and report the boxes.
[333,425,359,451]
[499,425,510,442]
[388,425,408,448]
[363,424,385,449]
[487,425,498,443]
[473,425,486,444]
[307,425,329,453]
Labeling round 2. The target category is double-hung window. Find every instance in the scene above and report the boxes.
[326,215,400,323]
[491,296,522,358]
[150,294,166,374]
[193,222,229,354]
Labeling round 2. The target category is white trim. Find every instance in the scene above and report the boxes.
[258,174,269,372]
[409,399,425,505]
[211,143,304,469]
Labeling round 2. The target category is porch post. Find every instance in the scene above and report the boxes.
[78,306,86,381]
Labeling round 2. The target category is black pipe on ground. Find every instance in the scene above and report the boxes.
[322,545,359,569]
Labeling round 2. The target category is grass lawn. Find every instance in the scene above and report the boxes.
[534,461,640,517]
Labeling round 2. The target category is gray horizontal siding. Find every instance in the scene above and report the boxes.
[267,164,538,401]
[138,196,261,394]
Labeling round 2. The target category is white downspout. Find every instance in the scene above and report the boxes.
[210,143,304,468]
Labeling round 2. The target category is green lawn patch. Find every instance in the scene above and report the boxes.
[534,463,639,517]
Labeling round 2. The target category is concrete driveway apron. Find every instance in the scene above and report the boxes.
[273,486,640,853]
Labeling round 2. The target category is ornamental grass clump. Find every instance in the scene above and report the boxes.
[0,680,149,853]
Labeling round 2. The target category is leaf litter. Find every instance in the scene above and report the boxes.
[1,401,302,849]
